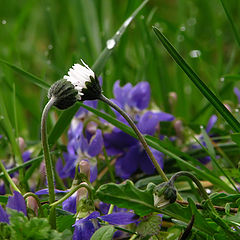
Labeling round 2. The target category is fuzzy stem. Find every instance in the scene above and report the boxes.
[99,94,169,182]
[41,97,56,229]
[170,171,237,239]
[0,160,21,193]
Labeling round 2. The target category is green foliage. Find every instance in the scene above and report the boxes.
[5,209,72,240]
[136,214,162,237]
[90,225,115,240]
[96,180,156,216]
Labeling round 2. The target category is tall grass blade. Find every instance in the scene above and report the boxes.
[153,26,240,133]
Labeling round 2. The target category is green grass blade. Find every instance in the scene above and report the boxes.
[0,58,50,90]
[152,26,240,133]
[220,0,240,48]
[48,0,149,145]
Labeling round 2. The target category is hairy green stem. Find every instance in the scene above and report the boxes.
[99,94,169,182]
[41,97,56,229]
[170,171,237,239]
[50,183,93,208]
[0,160,21,193]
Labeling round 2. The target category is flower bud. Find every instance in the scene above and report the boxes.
[153,182,177,208]
[48,79,78,110]
[79,160,90,180]
[63,60,102,101]
[27,196,38,216]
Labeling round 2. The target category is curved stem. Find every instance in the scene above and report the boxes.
[99,94,169,182]
[50,183,93,208]
[23,192,44,217]
[170,171,237,239]
[41,97,56,228]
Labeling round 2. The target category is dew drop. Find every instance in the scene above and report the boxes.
[116,30,120,35]
[177,34,184,42]
[123,16,133,27]
[106,39,116,49]
[187,17,197,26]
[180,25,186,31]
[0,115,4,120]
[206,188,211,194]
[200,125,204,130]
[2,19,7,25]
[220,77,224,82]
[189,50,201,58]
[184,86,192,94]
[235,109,239,113]
[48,44,53,50]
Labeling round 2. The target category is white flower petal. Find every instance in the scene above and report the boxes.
[64,60,94,97]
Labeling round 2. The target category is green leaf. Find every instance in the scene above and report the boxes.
[163,199,217,236]
[48,0,149,146]
[152,26,240,133]
[231,133,240,147]
[7,209,72,240]
[95,180,157,216]
[210,192,240,206]
[0,58,50,90]
[220,0,240,48]
[90,225,115,240]
[56,215,75,233]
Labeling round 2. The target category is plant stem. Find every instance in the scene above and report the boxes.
[49,183,93,208]
[98,94,169,182]
[41,97,56,229]
[0,160,21,193]
[170,171,237,239]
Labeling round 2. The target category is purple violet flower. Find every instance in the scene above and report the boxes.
[57,122,103,182]
[234,87,240,105]
[6,191,27,216]
[0,191,27,224]
[191,115,218,165]
[104,81,174,179]
[0,205,9,223]
[72,210,139,240]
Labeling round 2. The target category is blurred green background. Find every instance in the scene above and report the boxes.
[0,0,239,141]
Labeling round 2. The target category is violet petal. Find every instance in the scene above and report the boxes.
[6,191,27,216]
[100,212,139,225]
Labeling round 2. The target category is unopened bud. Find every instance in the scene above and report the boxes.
[17,137,26,153]
[79,160,90,180]
[27,196,38,216]
[153,182,177,208]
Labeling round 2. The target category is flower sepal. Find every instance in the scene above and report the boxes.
[48,79,78,110]
[153,182,177,208]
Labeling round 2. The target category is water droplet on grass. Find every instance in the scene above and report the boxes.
[116,30,120,35]
[220,77,224,82]
[189,50,201,58]
[180,25,186,31]
[106,39,116,49]
[48,44,53,50]
[124,16,133,27]
[187,17,197,26]
[177,35,184,42]
[2,20,7,25]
